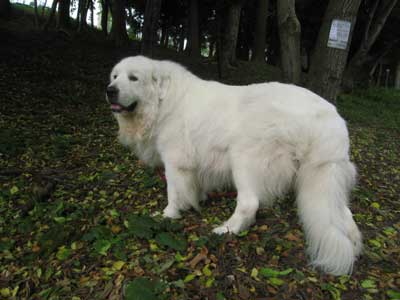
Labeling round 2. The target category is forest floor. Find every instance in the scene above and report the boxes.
[1,11,400,300]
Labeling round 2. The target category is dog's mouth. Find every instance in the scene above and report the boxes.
[111,102,138,113]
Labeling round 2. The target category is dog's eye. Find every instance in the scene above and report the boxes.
[129,75,138,82]
[113,75,117,80]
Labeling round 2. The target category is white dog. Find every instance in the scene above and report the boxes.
[107,56,362,275]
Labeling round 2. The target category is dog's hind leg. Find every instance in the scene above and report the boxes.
[163,163,201,219]
[212,150,295,235]
[213,161,261,235]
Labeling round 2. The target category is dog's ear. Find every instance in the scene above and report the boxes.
[152,71,170,101]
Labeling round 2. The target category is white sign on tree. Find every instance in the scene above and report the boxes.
[327,19,352,50]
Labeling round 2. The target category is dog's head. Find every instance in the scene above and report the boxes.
[106,56,170,114]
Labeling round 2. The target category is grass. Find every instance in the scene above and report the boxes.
[338,88,400,130]
[0,11,399,300]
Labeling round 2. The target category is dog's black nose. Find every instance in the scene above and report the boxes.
[106,86,119,102]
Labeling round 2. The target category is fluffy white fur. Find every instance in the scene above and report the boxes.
[107,56,362,275]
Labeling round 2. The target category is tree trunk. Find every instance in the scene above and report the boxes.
[377,62,383,86]
[252,0,269,62]
[220,0,244,72]
[44,0,59,30]
[110,0,129,47]
[188,0,200,58]
[57,0,71,30]
[344,0,398,88]
[141,0,162,56]
[77,0,86,31]
[90,0,94,28]
[0,0,11,17]
[160,23,168,47]
[277,0,301,84]
[209,39,215,58]
[179,24,185,52]
[41,0,47,18]
[395,60,400,89]
[307,0,362,103]
[33,0,40,28]
[100,0,109,35]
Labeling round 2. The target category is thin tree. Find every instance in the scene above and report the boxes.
[188,0,200,58]
[395,58,400,89]
[277,0,301,84]
[219,0,245,72]
[307,0,363,103]
[252,0,269,62]
[41,0,48,18]
[90,0,94,28]
[344,0,398,86]
[100,0,110,35]
[141,0,162,56]
[33,0,40,28]
[57,0,71,30]
[110,0,129,46]
[78,0,88,32]
[0,0,11,17]
[44,0,59,30]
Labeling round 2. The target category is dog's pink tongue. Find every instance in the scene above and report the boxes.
[111,104,122,110]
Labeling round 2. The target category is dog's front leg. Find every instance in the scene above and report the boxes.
[163,163,200,219]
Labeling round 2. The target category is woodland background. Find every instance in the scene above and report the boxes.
[0,0,399,299]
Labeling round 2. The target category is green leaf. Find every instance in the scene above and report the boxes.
[259,267,293,278]
[56,246,71,260]
[94,239,112,256]
[361,279,377,289]
[10,186,19,195]
[127,215,158,239]
[387,290,400,299]
[368,239,381,248]
[53,216,66,223]
[172,280,185,289]
[278,268,293,276]
[202,264,212,277]
[156,258,175,274]
[155,232,187,252]
[370,202,380,209]
[216,292,226,300]
[183,274,196,283]
[260,268,280,277]
[268,277,285,286]
[125,278,158,300]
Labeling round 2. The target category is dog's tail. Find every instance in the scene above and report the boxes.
[296,160,362,275]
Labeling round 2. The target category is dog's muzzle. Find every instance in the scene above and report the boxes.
[106,86,137,113]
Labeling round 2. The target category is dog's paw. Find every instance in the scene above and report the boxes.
[213,225,231,235]
[163,206,181,219]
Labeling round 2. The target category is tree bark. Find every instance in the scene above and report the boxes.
[160,23,168,47]
[395,60,400,89]
[77,0,87,31]
[0,0,11,17]
[277,0,301,84]
[33,0,40,28]
[141,0,162,56]
[344,0,398,86]
[252,0,269,62]
[57,0,71,30]
[44,0,59,30]
[307,0,362,103]
[110,0,129,47]
[90,0,94,28]
[220,0,244,72]
[179,23,186,52]
[41,0,47,18]
[188,0,200,58]
[100,0,109,35]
